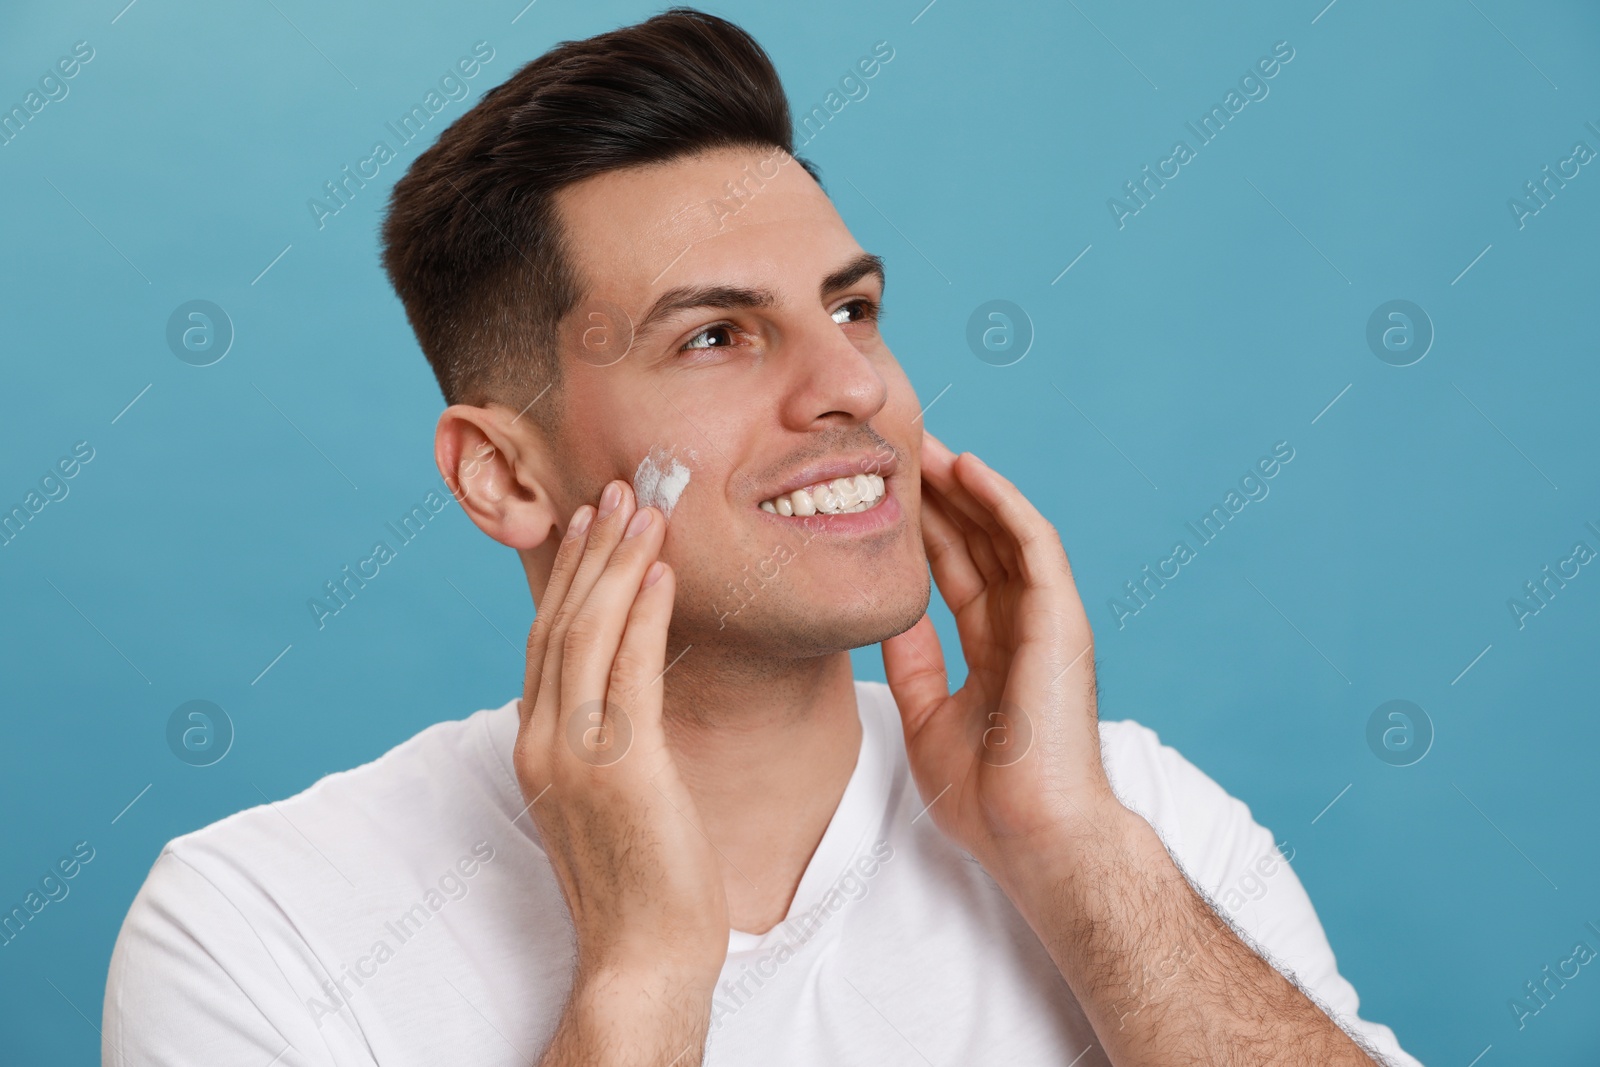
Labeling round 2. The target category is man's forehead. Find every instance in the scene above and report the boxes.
[556,147,837,297]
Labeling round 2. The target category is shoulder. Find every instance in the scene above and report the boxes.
[163,698,519,875]
[123,695,521,912]
[849,685,1421,1065]
[112,698,521,964]
[1094,716,1274,894]
[1095,718,1422,1065]
[105,698,524,1062]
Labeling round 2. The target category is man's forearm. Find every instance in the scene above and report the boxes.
[538,966,711,1067]
[993,803,1381,1067]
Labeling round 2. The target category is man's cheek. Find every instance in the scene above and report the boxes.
[876,352,918,414]
[630,444,698,521]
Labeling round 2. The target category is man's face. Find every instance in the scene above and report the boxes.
[540,144,928,658]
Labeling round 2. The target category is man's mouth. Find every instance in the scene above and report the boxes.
[758,473,887,516]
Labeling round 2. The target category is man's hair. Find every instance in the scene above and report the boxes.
[380,7,821,425]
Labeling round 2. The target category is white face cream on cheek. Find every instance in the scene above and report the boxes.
[632,447,693,518]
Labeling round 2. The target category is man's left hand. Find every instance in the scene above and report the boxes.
[881,429,1124,887]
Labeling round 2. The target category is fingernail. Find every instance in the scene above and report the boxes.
[643,560,666,587]
[565,506,593,540]
[598,481,622,519]
[624,507,653,539]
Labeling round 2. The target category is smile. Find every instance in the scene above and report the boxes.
[759,474,887,516]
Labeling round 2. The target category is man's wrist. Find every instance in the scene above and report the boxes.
[559,963,715,1064]
[982,794,1158,919]
[575,958,719,1011]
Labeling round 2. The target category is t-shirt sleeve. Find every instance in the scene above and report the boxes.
[1104,720,1425,1067]
[102,847,350,1067]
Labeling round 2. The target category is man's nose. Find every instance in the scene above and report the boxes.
[778,314,888,430]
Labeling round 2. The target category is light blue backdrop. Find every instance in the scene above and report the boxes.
[3,0,1597,1063]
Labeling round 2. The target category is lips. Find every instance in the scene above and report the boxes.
[759,473,886,516]
[756,450,898,518]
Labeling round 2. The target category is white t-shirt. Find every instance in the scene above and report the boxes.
[103,681,1422,1066]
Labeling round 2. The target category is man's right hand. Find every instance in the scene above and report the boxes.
[515,479,727,1064]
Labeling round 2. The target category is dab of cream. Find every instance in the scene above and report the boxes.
[632,448,692,518]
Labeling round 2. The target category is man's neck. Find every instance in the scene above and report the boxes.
[659,647,864,935]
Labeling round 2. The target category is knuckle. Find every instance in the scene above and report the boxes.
[559,630,599,681]
[609,646,649,687]
[603,538,648,574]
[512,731,548,779]
[547,599,585,641]
[525,617,549,656]
[1016,520,1054,549]
[563,609,602,651]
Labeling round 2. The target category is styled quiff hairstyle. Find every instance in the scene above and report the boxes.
[380,7,822,425]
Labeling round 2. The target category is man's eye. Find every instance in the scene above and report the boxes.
[832,298,881,325]
[681,300,880,353]
[682,323,736,351]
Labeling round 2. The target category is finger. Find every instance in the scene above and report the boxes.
[536,480,640,726]
[920,434,1019,577]
[558,505,669,727]
[537,505,598,633]
[607,559,676,753]
[881,614,948,738]
[556,480,641,627]
[923,475,1008,588]
[920,432,1002,538]
[921,486,1010,684]
[951,453,1074,591]
[920,484,986,614]
[522,505,596,724]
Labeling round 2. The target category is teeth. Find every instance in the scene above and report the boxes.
[759,473,887,516]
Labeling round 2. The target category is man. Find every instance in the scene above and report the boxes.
[103,8,1422,1065]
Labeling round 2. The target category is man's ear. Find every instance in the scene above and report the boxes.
[435,404,560,551]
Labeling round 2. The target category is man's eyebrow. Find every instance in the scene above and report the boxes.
[631,252,887,341]
[819,251,886,300]
[634,284,775,341]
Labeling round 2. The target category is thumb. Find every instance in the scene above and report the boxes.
[881,614,949,738]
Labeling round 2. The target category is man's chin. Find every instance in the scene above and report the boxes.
[692,569,931,658]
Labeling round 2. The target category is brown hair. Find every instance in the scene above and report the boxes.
[380,7,821,426]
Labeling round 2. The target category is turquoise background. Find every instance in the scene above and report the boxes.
[3,0,1598,1062]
